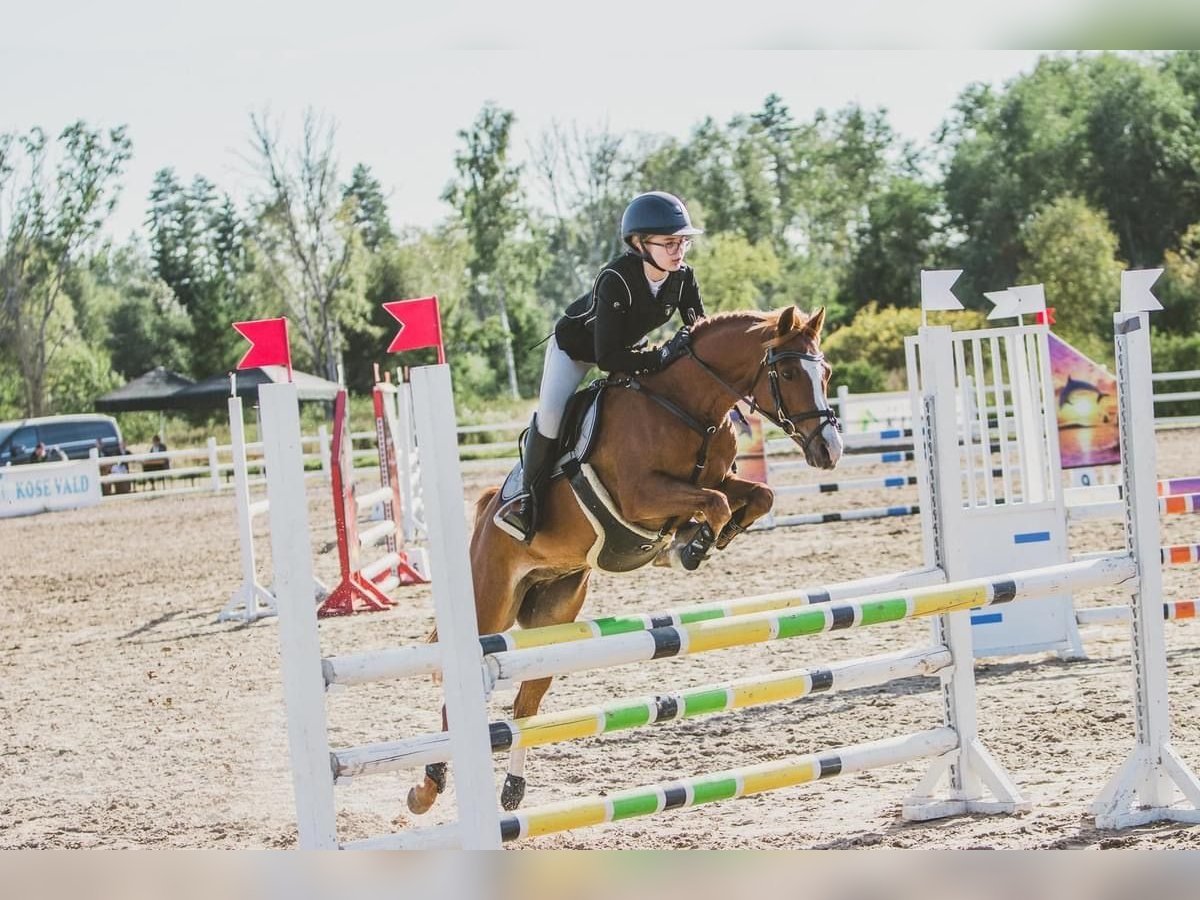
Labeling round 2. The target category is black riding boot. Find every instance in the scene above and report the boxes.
[494,418,557,543]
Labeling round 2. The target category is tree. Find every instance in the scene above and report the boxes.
[1082,53,1200,267]
[247,109,363,381]
[1018,195,1125,356]
[530,120,635,294]
[749,93,799,249]
[0,122,132,416]
[146,169,249,377]
[686,233,781,313]
[343,163,395,253]
[92,242,193,379]
[443,103,526,398]
[1158,221,1200,335]
[940,53,1200,299]
[844,174,943,310]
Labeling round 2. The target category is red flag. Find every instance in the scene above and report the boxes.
[384,296,444,364]
[1035,307,1057,326]
[233,317,293,381]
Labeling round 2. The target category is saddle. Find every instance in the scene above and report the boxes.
[497,379,672,573]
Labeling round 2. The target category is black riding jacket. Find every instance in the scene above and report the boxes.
[554,252,705,375]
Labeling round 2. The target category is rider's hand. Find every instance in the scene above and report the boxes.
[658,327,692,367]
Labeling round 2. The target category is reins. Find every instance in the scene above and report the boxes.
[683,345,841,456]
[618,337,842,489]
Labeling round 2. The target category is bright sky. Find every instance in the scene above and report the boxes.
[2,6,1067,241]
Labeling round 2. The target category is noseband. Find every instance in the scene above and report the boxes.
[686,345,842,453]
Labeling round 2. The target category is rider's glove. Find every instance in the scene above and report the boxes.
[658,327,692,367]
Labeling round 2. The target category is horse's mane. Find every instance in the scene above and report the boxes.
[693,307,818,350]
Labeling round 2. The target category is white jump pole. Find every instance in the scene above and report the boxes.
[1091,287,1200,828]
[903,322,1028,819]
[408,364,501,849]
[260,381,338,849]
[219,393,277,623]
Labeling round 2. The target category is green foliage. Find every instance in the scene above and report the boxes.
[146,169,251,377]
[87,242,194,378]
[1158,222,1200,335]
[1150,327,1200,418]
[833,358,887,394]
[45,339,121,413]
[940,53,1200,301]
[443,103,530,398]
[343,163,395,252]
[822,302,989,374]
[687,233,781,313]
[0,121,132,415]
[844,174,943,310]
[1018,195,1124,348]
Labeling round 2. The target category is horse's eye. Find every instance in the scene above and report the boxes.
[781,368,796,381]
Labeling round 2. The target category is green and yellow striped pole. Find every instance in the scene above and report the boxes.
[499,728,957,842]
[333,646,951,780]
[486,555,1135,688]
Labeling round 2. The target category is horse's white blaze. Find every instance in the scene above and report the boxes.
[802,357,844,465]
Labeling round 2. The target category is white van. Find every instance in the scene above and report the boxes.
[0,414,123,465]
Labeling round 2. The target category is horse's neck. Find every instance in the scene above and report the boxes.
[652,317,762,425]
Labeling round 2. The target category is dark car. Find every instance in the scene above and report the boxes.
[0,414,123,465]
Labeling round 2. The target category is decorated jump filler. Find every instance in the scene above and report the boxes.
[385,296,445,364]
[983,271,1165,471]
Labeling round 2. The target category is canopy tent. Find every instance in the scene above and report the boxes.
[94,367,197,413]
[166,365,341,410]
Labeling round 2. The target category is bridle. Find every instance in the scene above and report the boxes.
[687,344,842,455]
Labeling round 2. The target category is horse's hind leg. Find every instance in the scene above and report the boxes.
[406,706,449,814]
[408,512,528,816]
[501,568,591,811]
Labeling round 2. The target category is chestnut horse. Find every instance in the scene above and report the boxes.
[407,306,843,815]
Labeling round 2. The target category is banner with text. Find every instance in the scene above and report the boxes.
[0,458,102,518]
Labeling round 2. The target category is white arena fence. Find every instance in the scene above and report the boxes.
[98,367,1193,493]
[94,430,331,500]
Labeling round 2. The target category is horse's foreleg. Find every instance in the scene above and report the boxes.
[621,475,734,571]
[621,476,734,537]
[408,498,530,817]
[502,676,554,810]
[714,477,774,549]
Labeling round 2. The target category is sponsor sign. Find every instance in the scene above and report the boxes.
[0,457,102,518]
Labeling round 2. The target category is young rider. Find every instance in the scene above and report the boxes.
[494,190,705,543]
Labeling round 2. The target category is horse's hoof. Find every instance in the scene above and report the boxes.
[679,545,708,571]
[407,785,435,815]
[500,774,526,810]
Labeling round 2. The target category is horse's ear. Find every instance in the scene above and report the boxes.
[776,305,800,337]
[801,307,827,340]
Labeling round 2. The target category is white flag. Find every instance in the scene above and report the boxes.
[1120,268,1164,314]
[920,269,964,311]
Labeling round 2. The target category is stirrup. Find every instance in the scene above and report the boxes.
[494,493,534,543]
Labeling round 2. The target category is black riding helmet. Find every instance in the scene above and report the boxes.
[621,192,703,270]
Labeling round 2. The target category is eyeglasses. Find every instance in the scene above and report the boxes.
[643,238,693,254]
